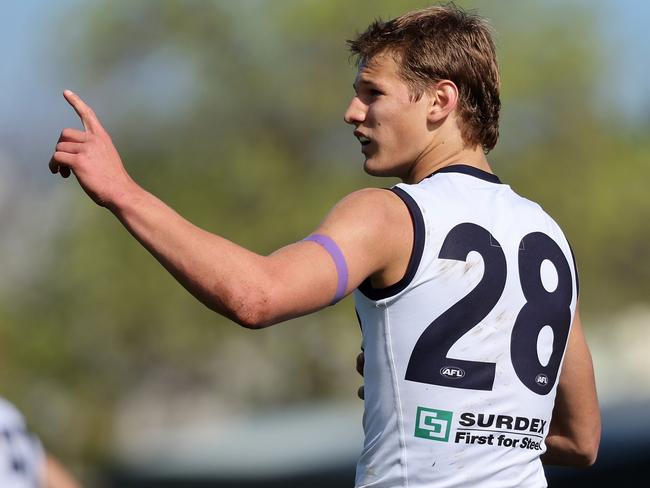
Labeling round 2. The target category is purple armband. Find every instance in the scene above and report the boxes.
[303,234,349,305]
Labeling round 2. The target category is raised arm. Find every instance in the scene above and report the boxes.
[542,306,601,466]
[49,91,413,328]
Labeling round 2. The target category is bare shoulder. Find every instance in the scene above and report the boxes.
[321,187,412,232]
[315,187,414,285]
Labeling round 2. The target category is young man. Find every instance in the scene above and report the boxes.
[49,5,600,487]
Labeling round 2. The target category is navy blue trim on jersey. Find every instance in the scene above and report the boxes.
[425,164,502,184]
[568,241,580,297]
[358,187,425,301]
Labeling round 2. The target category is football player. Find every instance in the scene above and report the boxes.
[49,4,600,486]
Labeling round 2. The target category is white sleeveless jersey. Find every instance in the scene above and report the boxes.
[0,398,44,488]
[354,165,578,488]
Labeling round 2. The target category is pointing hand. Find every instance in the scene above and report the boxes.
[50,90,135,208]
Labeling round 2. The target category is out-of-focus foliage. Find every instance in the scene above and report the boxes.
[1,0,648,482]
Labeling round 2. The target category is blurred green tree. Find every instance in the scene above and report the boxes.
[1,0,648,480]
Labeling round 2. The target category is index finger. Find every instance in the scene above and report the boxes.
[63,90,102,133]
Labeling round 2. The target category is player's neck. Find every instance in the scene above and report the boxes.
[403,140,492,184]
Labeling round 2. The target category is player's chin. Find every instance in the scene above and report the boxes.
[363,158,398,178]
[363,155,380,174]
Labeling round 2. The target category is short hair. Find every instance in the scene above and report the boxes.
[347,4,500,153]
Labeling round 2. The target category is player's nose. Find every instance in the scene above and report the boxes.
[344,96,366,125]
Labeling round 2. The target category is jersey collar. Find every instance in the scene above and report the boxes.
[424,164,502,184]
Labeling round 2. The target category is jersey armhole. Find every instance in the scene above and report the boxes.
[358,186,426,301]
[568,241,580,297]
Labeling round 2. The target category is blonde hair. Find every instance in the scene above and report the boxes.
[348,4,501,152]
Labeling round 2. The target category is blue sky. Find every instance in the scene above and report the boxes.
[594,0,650,121]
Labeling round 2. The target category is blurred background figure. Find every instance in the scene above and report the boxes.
[1,1,649,486]
[0,397,80,488]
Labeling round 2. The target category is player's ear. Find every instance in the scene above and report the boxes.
[427,80,458,124]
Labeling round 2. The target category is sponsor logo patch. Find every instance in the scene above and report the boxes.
[414,407,453,442]
[414,406,547,451]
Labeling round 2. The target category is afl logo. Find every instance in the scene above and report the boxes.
[440,366,465,379]
[535,373,549,386]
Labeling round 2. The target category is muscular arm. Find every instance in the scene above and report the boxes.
[49,91,412,328]
[109,184,409,327]
[542,307,601,467]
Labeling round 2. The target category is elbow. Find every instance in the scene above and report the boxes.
[228,286,275,330]
[576,436,600,467]
[580,420,602,467]
[570,447,598,468]
[233,309,273,330]
[544,426,600,467]
[567,432,601,467]
[584,451,598,468]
